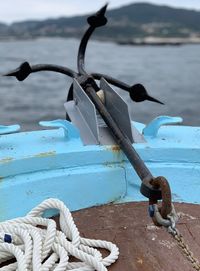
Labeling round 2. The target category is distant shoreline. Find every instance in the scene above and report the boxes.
[116,37,200,46]
[1,2,200,48]
[1,36,200,46]
[117,41,182,46]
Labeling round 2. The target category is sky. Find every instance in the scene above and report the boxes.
[0,0,200,24]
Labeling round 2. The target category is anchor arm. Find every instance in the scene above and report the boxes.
[4,5,163,106]
[31,64,78,78]
[92,72,130,91]
[4,62,78,81]
[93,72,164,104]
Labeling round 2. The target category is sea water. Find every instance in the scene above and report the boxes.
[0,38,199,130]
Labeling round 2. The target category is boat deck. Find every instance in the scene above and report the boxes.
[68,202,200,271]
[1,202,200,270]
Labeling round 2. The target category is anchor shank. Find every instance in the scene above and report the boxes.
[85,84,153,182]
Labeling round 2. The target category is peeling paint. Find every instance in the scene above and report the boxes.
[137,258,143,264]
[146,224,160,231]
[159,240,176,249]
[178,212,197,220]
[26,190,33,196]
[103,159,125,169]
[103,162,117,168]
[0,157,13,163]
[151,234,157,241]
[146,224,159,241]
[34,151,56,158]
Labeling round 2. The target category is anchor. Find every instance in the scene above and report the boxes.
[5,4,170,217]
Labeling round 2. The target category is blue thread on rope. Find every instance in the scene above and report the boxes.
[4,234,12,243]
[148,205,155,217]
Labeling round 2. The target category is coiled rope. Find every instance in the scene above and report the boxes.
[0,198,119,270]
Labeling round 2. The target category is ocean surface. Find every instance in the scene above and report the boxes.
[0,38,200,131]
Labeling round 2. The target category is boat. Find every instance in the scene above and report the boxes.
[1,5,200,271]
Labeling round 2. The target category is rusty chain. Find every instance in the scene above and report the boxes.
[150,200,200,270]
[169,227,200,270]
[148,177,200,270]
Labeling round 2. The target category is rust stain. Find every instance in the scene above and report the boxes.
[111,145,121,152]
[105,145,121,153]
[105,145,122,160]
[0,157,13,163]
[34,151,56,158]
[103,145,125,168]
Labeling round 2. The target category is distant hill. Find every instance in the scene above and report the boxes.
[0,22,8,33]
[1,2,200,43]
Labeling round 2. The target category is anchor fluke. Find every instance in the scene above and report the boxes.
[87,4,108,27]
[145,94,164,105]
[4,62,32,81]
[129,84,164,105]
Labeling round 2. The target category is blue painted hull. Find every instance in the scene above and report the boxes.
[0,120,200,221]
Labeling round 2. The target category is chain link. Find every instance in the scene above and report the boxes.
[168,225,200,270]
[152,203,200,270]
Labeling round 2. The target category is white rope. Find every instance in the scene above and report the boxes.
[0,198,119,271]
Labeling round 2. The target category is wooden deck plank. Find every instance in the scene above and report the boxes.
[70,202,200,271]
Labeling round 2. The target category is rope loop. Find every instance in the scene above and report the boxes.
[0,198,119,271]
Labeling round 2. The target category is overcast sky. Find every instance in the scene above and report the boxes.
[1,0,200,23]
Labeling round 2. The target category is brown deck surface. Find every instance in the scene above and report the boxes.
[69,202,200,271]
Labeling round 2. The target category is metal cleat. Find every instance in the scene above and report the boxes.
[0,124,21,135]
[143,116,183,138]
[39,119,80,139]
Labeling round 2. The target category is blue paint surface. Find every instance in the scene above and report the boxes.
[0,118,200,220]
